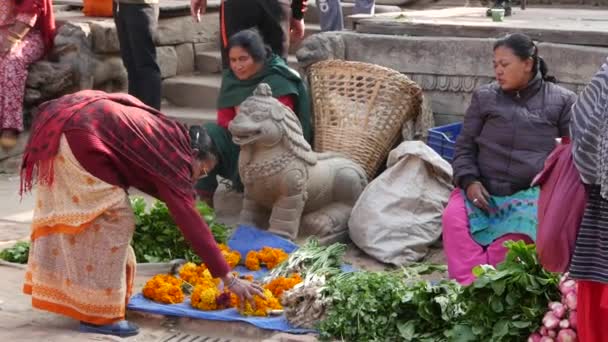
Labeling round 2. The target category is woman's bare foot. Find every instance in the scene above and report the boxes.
[0,129,18,151]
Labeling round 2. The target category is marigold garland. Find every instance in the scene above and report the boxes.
[245,251,261,271]
[179,262,220,287]
[244,247,288,270]
[218,243,241,269]
[142,274,185,304]
[236,288,283,316]
[191,284,220,310]
[264,273,302,299]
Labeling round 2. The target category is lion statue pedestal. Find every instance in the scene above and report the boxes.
[228,84,368,245]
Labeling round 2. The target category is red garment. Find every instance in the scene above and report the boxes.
[217,94,295,129]
[65,131,230,277]
[577,280,608,342]
[21,90,193,200]
[15,0,55,54]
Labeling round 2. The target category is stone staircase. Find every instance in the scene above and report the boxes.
[160,2,402,127]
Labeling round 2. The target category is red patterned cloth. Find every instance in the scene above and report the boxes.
[15,0,55,54]
[21,90,193,200]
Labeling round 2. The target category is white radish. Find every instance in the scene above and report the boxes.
[556,329,577,342]
[549,302,567,319]
[560,319,570,329]
[543,312,560,330]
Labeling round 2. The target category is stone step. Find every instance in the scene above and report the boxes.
[161,103,217,127]
[195,51,300,74]
[162,73,222,108]
[304,2,402,25]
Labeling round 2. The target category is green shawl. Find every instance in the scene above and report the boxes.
[195,122,243,194]
[217,54,313,143]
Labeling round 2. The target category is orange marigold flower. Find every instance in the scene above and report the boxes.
[245,251,261,271]
[257,247,289,270]
[264,274,302,299]
[222,249,242,269]
[142,274,184,304]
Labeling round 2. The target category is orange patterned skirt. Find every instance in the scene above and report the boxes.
[23,135,136,325]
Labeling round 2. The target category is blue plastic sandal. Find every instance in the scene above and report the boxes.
[79,320,140,337]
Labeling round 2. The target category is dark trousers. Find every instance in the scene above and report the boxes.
[219,0,289,68]
[113,2,161,110]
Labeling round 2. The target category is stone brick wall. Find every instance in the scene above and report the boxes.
[24,10,221,110]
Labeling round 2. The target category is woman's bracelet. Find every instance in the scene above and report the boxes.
[225,275,237,289]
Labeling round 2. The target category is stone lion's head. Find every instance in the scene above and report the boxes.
[229,84,316,165]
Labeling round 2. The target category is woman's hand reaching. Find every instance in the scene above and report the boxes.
[466,181,491,212]
[221,273,265,307]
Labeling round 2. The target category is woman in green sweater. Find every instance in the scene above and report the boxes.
[194,29,312,206]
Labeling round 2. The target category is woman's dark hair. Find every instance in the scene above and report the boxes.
[189,125,217,161]
[227,29,272,63]
[493,33,557,83]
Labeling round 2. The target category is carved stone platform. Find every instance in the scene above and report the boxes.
[354,7,608,47]
[297,7,608,124]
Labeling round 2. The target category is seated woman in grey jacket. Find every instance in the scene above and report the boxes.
[442,33,577,285]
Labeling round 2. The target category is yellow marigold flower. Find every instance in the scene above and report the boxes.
[237,289,282,317]
[264,273,302,299]
[245,251,261,271]
[191,284,220,311]
[142,274,184,304]
[179,262,220,287]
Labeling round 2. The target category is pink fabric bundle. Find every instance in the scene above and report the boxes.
[532,139,588,273]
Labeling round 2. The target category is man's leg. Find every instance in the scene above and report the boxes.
[113,1,138,99]
[353,0,374,15]
[117,3,161,110]
[316,0,344,32]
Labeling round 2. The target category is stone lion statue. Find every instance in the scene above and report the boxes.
[228,84,368,244]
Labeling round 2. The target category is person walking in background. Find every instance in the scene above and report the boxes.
[190,0,307,68]
[317,0,344,32]
[353,0,374,15]
[113,0,161,110]
[0,0,55,150]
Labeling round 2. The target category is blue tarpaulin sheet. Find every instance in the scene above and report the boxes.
[127,226,315,333]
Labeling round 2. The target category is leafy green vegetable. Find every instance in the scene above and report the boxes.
[130,197,231,263]
[445,241,560,342]
[0,241,30,264]
[319,265,463,342]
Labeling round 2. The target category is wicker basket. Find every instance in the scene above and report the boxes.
[308,60,422,179]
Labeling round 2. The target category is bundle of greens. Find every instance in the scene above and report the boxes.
[130,197,231,263]
[446,241,561,342]
[0,241,30,264]
[265,239,347,282]
[319,265,463,342]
